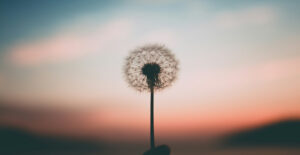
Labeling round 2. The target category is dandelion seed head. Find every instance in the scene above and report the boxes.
[124,44,179,92]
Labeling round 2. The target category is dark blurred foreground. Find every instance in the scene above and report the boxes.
[1,119,300,155]
[143,145,171,155]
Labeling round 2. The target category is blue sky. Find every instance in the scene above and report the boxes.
[0,0,299,98]
[0,0,299,137]
[0,0,298,47]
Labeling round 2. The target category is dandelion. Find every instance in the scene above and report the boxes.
[124,44,179,150]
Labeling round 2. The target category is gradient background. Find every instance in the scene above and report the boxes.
[0,0,299,154]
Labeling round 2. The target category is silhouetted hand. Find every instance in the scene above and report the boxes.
[143,145,171,155]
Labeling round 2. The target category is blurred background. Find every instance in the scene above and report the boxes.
[0,0,299,154]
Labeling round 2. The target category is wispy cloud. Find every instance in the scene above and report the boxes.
[141,29,179,47]
[214,6,276,29]
[0,102,105,137]
[185,57,300,94]
[8,18,134,66]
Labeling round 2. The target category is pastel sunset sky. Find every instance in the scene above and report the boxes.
[0,0,299,141]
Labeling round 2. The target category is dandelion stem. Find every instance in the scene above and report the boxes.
[150,86,155,150]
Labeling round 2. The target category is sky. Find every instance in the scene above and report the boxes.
[0,0,299,141]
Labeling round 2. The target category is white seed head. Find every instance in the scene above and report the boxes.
[124,44,179,92]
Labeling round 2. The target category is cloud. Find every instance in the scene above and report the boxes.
[214,6,276,29]
[185,57,300,94]
[0,100,147,139]
[141,29,179,47]
[0,101,105,136]
[8,18,134,66]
